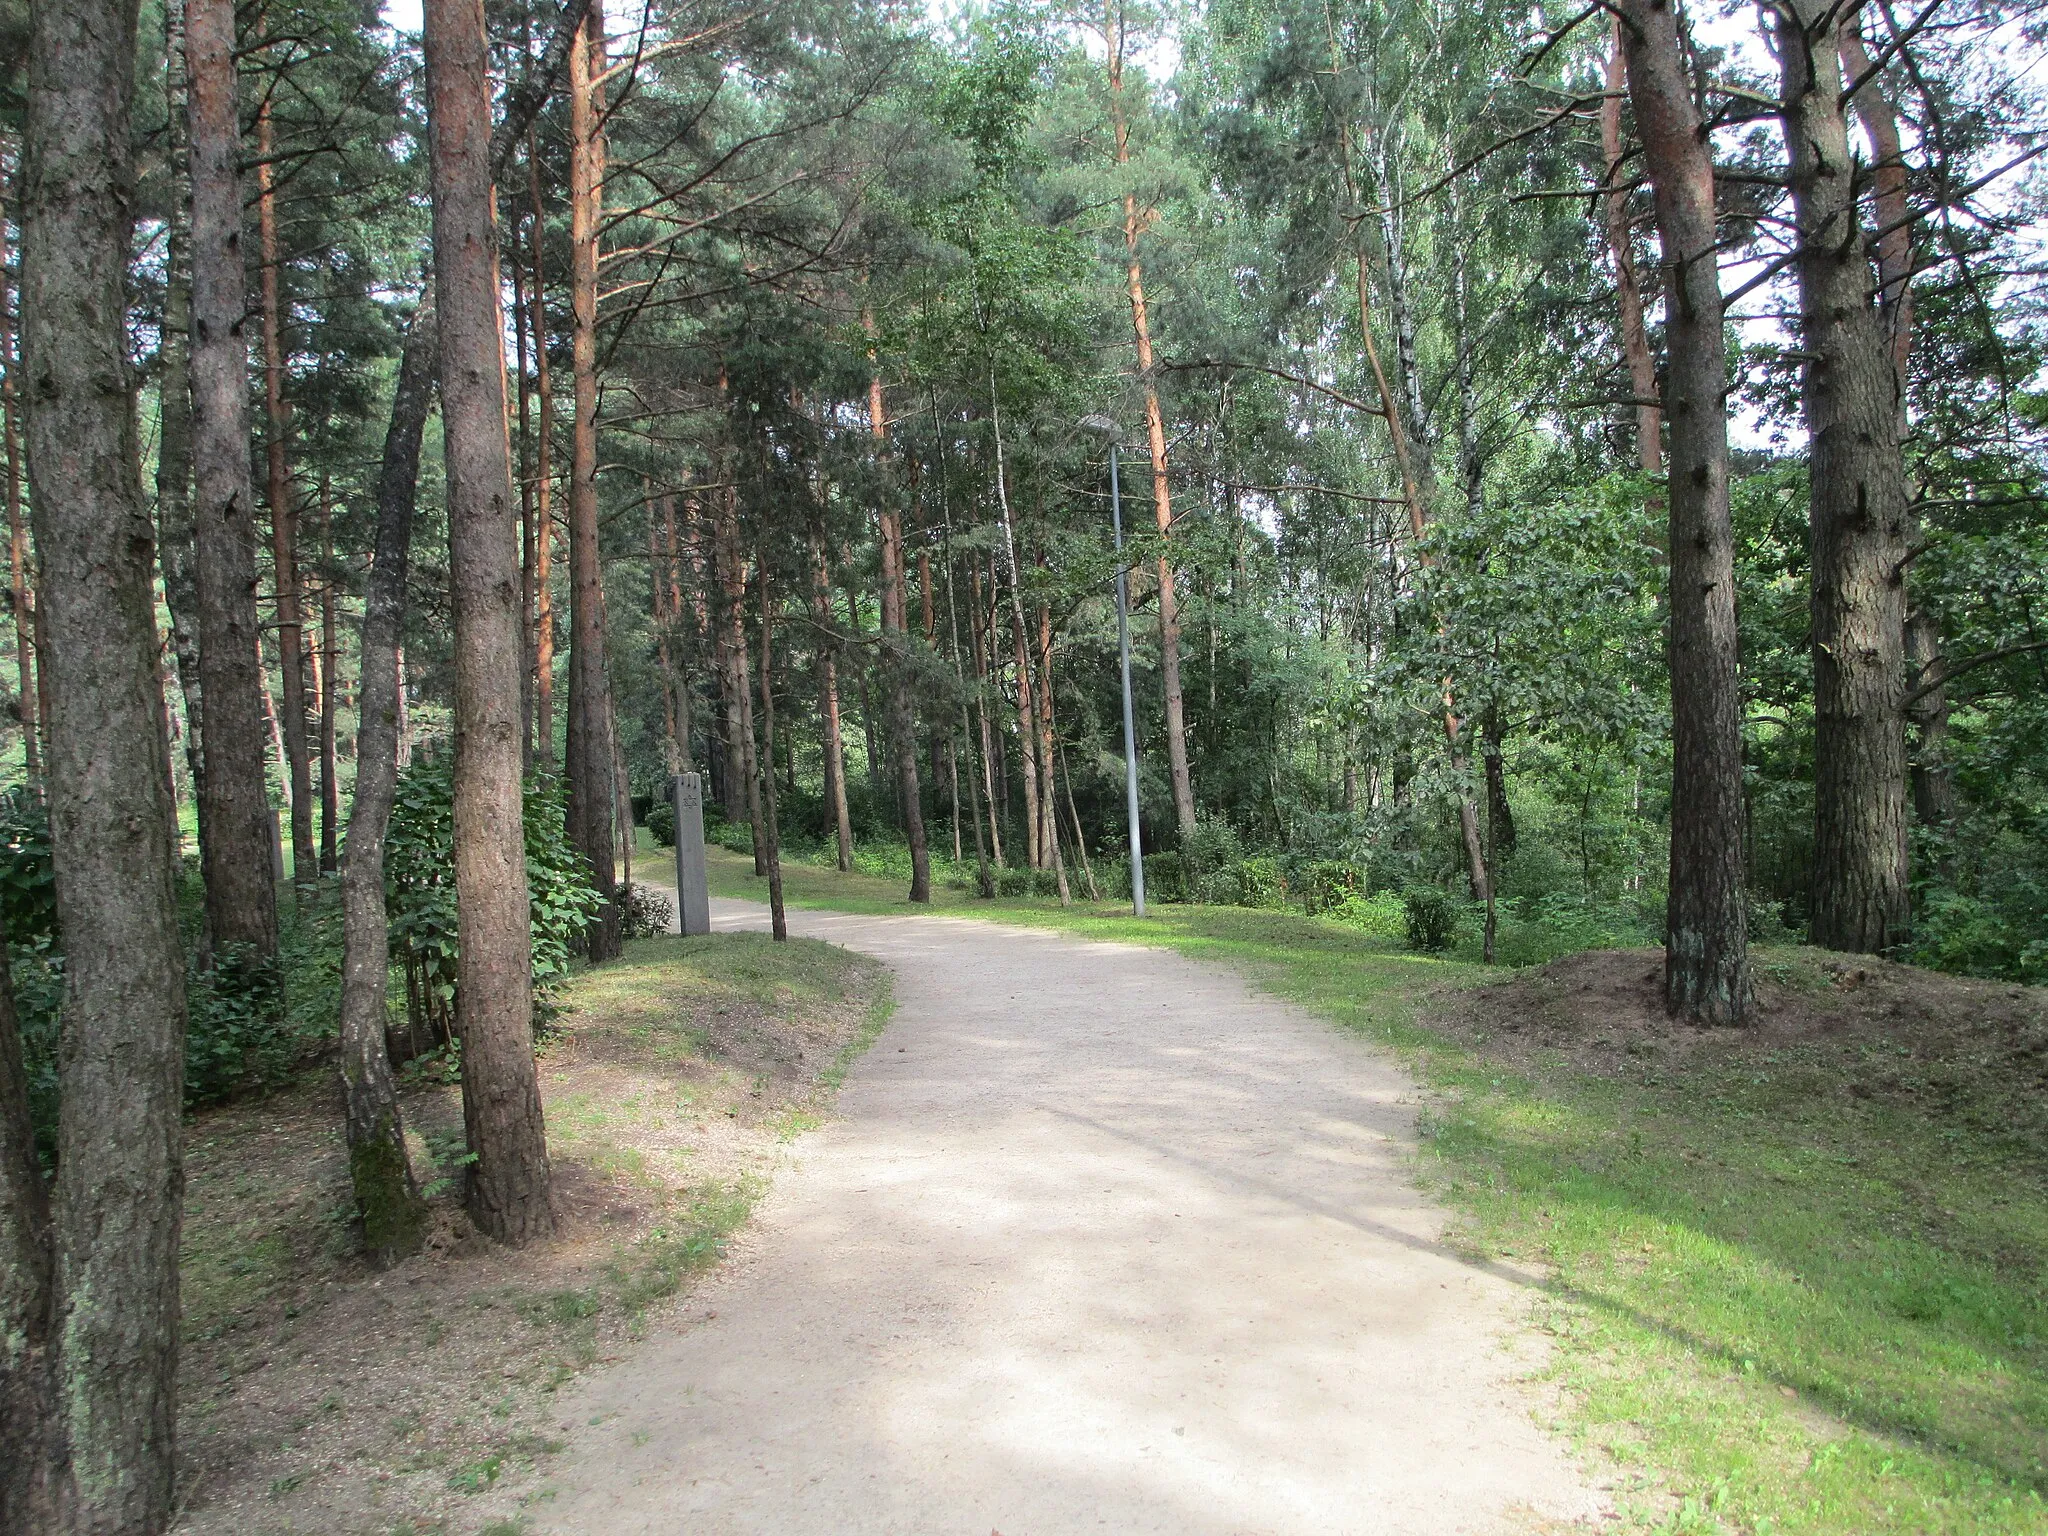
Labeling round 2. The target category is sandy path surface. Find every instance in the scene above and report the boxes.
[526,896,1600,1534]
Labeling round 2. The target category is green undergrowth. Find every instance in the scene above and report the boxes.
[706,846,2048,1534]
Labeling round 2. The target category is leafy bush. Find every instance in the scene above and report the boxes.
[622,882,674,940]
[386,763,604,1045]
[1180,817,1243,883]
[1298,859,1364,916]
[1145,851,1187,903]
[1403,885,1460,952]
[1912,885,2048,984]
[1469,891,1656,968]
[1330,888,1407,941]
[184,942,295,1104]
[994,866,1060,898]
[0,787,57,944]
[645,799,676,848]
[1197,857,1285,908]
[1107,851,1187,903]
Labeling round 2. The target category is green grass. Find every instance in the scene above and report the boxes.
[706,846,2048,1533]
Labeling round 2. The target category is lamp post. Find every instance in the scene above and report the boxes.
[1079,413,1145,916]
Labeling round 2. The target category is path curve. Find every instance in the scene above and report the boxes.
[528,897,1600,1534]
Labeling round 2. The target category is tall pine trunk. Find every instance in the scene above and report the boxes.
[758,564,787,939]
[318,479,339,873]
[718,502,766,873]
[0,141,40,784]
[650,491,682,770]
[257,91,313,888]
[987,387,1041,867]
[528,138,558,765]
[338,294,434,1268]
[565,4,619,959]
[21,0,194,1520]
[189,0,280,962]
[1105,4,1195,841]
[1840,20,1947,838]
[868,340,930,901]
[811,527,854,870]
[423,0,555,1245]
[1778,0,1910,954]
[1601,21,1663,481]
[1621,0,1752,1022]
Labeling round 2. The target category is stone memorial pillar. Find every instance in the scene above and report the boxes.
[672,772,711,936]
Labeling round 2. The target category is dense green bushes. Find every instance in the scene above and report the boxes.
[2,765,609,1158]
[385,760,604,1046]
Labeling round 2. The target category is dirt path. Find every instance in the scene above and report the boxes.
[521,896,1602,1534]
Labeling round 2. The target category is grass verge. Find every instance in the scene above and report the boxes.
[706,846,2048,1535]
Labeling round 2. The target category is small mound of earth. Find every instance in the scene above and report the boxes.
[1436,946,2048,1135]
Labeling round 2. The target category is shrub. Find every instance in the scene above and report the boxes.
[993,866,1061,898]
[1180,817,1243,883]
[622,883,674,940]
[1299,859,1364,916]
[386,762,604,1045]
[1198,858,1285,908]
[0,787,57,944]
[1331,888,1407,941]
[645,799,676,848]
[185,942,294,1104]
[1402,885,1460,952]
[1144,850,1188,903]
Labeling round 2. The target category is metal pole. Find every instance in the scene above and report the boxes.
[1110,442,1145,917]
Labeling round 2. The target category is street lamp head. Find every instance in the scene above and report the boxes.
[1077,413,1122,439]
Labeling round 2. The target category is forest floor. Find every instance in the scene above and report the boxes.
[695,847,2048,1535]
[171,930,889,1536]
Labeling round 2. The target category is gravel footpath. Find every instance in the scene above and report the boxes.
[523,896,1602,1534]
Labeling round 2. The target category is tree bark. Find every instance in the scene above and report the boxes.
[712,451,766,870]
[869,336,930,901]
[1620,0,1752,1022]
[664,494,694,767]
[1105,5,1195,842]
[1036,602,1070,903]
[317,480,339,873]
[845,579,882,809]
[1778,0,1910,954]
[422,0,554,1245]
[189,0,280,962]
[0,141,40,784]
[257,90,313,888]
[758,563,787,939]
[987,388,1041,868]
[338,293,434,1268]
[528,137,558,766]
[811,526,854,870]
[514,197,535,765]
[969,558,1004,865]
[564,3,619,959]
[1602,20,1663,481]
[22,0,194,1519]
[650,489,682,771]
[1840,19,1947,836]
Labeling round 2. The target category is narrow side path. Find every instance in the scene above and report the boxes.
[527,897,1602,1534]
